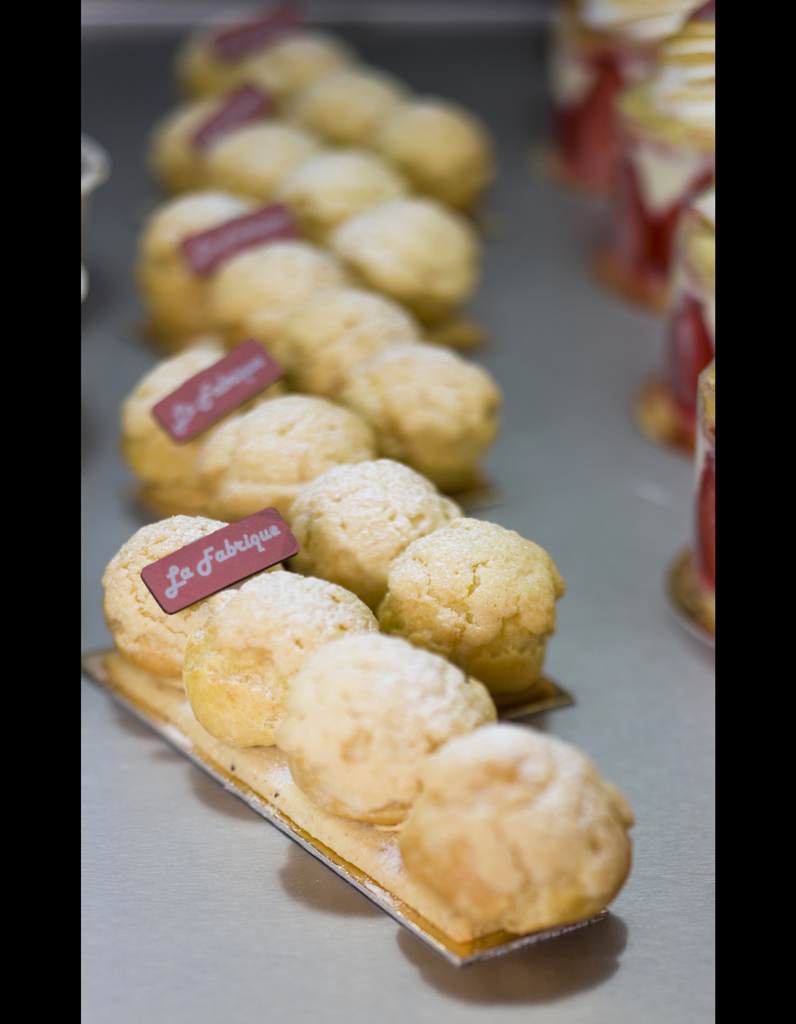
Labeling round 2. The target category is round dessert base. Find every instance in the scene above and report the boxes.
[633,377,695,456]
[493,677,575,719]
[529,143,610,199]
[666,548,715,648]
[593,246,668,314]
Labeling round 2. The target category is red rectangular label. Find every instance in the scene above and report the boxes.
[181,203,297,276]
[212,6,303,62]
[152,339,283,443]
[193,84,273,151]
[141,508,300,614]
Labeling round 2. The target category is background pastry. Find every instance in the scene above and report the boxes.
[147,97,221,193]
[137,191,253,346]
[547,0,704,194]
[378,517,566,695]
[197,394,376,522]
[400,724,634,933]
[330,198,479,324]
[202,121,322,203]
[339,343,501,493]
[599,15,715,308]
[184,573,378,747]
[286,67,408,146]
[176,26,355,102]
[290,459,461,610]
[270,287,421,399]
[275,633,496,825]
[276,149,408,243]
[120,338,286,517]
[102,515,249,681]
[636,185,715,451]
[210,239,351,346]
[372,99,495,211]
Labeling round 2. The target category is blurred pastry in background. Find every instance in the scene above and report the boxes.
[275,633,496,825]
[286,67,408,146]
[102,516,245,681]
[546,0,705,194]
[137,191,254,347]
[147,85,278,194]
[176,6,355,103]
[668,359,714,639]
[276,149,408,243]
[339,343,501,494]
[330,198,480,325]
[270,287,421,399]
[635,184,714,452]
[120,339,285,518]
[212,238,351,348]
[595,13,715,310]
[378,518,565,697]
[202,121,322,202]
[290,459,461,610]
[373,98,495,212]
[197,393,376,522]
[400,724,634,933]
[183,572,378,747]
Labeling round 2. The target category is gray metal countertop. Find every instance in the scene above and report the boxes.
[81,24,715,1024]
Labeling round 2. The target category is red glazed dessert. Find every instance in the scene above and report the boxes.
[546,0,704,195]
[635,185,714,451]
[595,15,715,310]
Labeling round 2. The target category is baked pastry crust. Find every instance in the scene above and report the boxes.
[399,723,634,934]
[184,573,378,747]
[378,518,566,694]
[289,459,461,609]
[275,633,496,824]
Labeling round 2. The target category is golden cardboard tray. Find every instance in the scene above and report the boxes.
[81,649,598,966]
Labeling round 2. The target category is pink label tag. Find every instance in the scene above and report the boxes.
[181,203,297,276]
[212,5,303,63]
[152,339,283,443]
[141,508,300,614]
[193,84,273,151]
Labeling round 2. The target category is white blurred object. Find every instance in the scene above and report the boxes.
[81,133,110,254]
[82,263,89,304]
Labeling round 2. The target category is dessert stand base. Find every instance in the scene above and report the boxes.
[593,246,668,314]
[633,377,694,456]
[81,649,592,966]
[666,548,715,648]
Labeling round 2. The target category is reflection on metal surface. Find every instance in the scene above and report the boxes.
[82,648,597,966]
[666,548,715,648]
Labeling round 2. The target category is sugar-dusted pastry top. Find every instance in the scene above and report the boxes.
[272,287,421,398]
[184,572,378,747]
[400,723,634,935]
[579,0,706,41]
[339,343,501,493]
[290,459,461,609]
[378,517,565,695]
[275,633,496,824]
[197,393,376,522]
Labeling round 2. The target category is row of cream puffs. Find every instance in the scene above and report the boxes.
[137,191,481,351]
[103,511,632,936]
[165,19,494,212]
